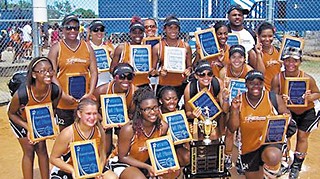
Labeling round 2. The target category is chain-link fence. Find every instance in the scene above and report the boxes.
[0,0,319,104]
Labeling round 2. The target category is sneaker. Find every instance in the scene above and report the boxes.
[289,166,300,179]
[225,154,232,170]
[235,155,245,175]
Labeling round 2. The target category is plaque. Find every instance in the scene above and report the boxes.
[94,48,111,72]
[142,36,161,48]
[194,28,220,60]
[227,33,240,46]
[188,88,222,121]
[262,115,290,144]
[129,45,151,74]
[25,103,58,142]
[161,110,192,145]
[67,73,89,100]
[163,46,186,73]
[100,94,129,128]
[284,77,309,107]
[279,35,305,61]
[228,78,247,104]
[70,139,102,179]
[146,135,180,176]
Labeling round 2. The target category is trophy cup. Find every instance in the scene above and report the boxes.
[200,106,217,145]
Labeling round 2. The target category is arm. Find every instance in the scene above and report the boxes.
[271,74,281,94]
[85,44,98,97]
[184,83,202,119]
[183,42,193,77]
[110,44,124,73]
[93,84,108,108]
[253,42,266,74]
[150,43,160,76]
[304,74,320,101]
[52,84,62,109]
[227,93,241,133]
[7,93,28,129]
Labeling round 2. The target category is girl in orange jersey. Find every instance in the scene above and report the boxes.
[48,14,98,131]
[8,57,62,179]
[110,16,150,88]
[88,20,115,87]
[158,86,190,168]
[150,15,192,100]
[228,70,290,179]
[50,99,117,179]
[257,22,281,91]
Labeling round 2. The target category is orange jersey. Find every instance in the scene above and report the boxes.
[226,64,250,79]
[56,40,91,109]
[206,45,230,77]
[239,90,277,155]
[158,39,188,86]
[263,46,281,91]
[120,42,150,86]
[278,71,314,114]
[106,80,135,109]
[66,123,101,166]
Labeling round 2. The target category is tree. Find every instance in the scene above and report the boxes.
[73,8,97,18]
[47,0,73,19]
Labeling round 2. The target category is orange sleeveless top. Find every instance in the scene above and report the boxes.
[239,90,276,155]
[158,39,187,86]
[120,42,150,86]
[226,64,250,79]
[279,71,314,114]
[57,40,91,109]
[106,80,135,109]
[263,46,281,91]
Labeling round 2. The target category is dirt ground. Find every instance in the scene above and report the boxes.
[0,105,319,179]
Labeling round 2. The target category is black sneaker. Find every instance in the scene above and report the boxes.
[225,155,232,170]
[235,155,245,175]
[289,166,300,179]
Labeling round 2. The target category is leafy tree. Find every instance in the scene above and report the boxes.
[47,0,73,19]
[73,8,97,18]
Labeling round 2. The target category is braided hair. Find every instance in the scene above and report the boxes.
[132,87,161,135]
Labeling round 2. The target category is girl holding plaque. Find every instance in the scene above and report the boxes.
[271,47,320,179]
[88,20,115,87]
[7,57,62,179]
[150,15,192,101]
[47,14,98,131]
[50,99,117,179]
[158,86,190,167]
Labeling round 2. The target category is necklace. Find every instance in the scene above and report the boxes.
[230,65,244,78]
[263,46,273,55]
[196,81,211,93]
[112,82,129,97]
[141,125,156,138]
[30,86,50,103]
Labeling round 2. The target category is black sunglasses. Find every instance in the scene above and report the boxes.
[92,26,105,33]
[119,73,134,80]
[64,25,80,31]
[197,71,213,78]
[144,25,156,29]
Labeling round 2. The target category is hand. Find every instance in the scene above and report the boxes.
[282,94,290,104]
[160,68,168,76]
[149,68,159,76]
[81,93,97,101]
[63,93,77,105]
[183,67,192,77]
[224,77,231,88]
[27,131,38,145]
[231,90,241,109]
[218,48,225,62]
[147,164,156,177]
[222,88,230,102]
[192,107,202,118]
[255,42,263,55]
[303,90,312,101]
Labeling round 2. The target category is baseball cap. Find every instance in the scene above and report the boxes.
[227,4,249,15]
[112,63,134,77]
[89,20,105,31]
[282,47,302,60]
[245,70,264,81]
[164,17,180,27]
[194,60,212,73]
[61,14,79,26]
[229,45,246,57]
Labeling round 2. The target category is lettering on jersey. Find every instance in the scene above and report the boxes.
[138,146,148,152]
[244,116,266,123]
[67,57,87,64]
[266,59,280,67]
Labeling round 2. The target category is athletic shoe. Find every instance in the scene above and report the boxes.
[235,155,245,175]
[225,154,232,170]
[289,166,300,179]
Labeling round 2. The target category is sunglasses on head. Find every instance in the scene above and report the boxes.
[64,25,80,31]
[197,71,213,78]
[92,26,105,33]
[118,73,134,80]
[144,25,156,29]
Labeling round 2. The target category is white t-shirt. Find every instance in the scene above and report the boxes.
[232,28,255,53]
[21,24,32,42]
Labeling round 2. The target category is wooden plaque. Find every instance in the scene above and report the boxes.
[279,35,305,61]
[129,45,152,74]
[162,110,192,145]
[146,135,180,176]
[66,72,89,100]
[163,46,186,73]
[70,139,102,179]
[194,28,220,60]
[188,88,222,121]
[227,33,240,46]
[100,94,129,127]
[25,103,58,142]
[142,36,161,48]
[262,115,290,145]
[228,78,247,104]
[94,48,111,72]
[284,77,309,107]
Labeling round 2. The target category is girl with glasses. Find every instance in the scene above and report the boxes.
[7,57,62,179]
[143,18,157,38]
[88,20,115,87]
[47,14,98,131]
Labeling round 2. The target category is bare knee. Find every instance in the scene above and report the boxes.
[120,167,146,179]
[262,146,282,166]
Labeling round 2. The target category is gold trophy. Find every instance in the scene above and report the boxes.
[199,106,217,145]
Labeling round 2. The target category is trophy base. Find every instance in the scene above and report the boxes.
[203,138,212,145]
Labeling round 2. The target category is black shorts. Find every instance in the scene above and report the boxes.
[9,118,27,138]
[56,108,75,127]
[240,144,282,172]
[51,165,109,179]
[291,108,319,132]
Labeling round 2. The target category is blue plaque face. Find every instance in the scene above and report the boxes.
[193,93,220,119]
[227,34,239,46]
[69,76,86,99]
[150,139,177,170]
[167,114,190,142]
[30,106,54,139]
[74,142,99,177]
[104,97,125,124]
[281,38,301,58]
[94,49,110,70]
[229,80,247,103]
[265,119,286,143]
[131,47,150,72]
[199,31,219,57]
[146,39,159,47]
[288,80,306,105]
